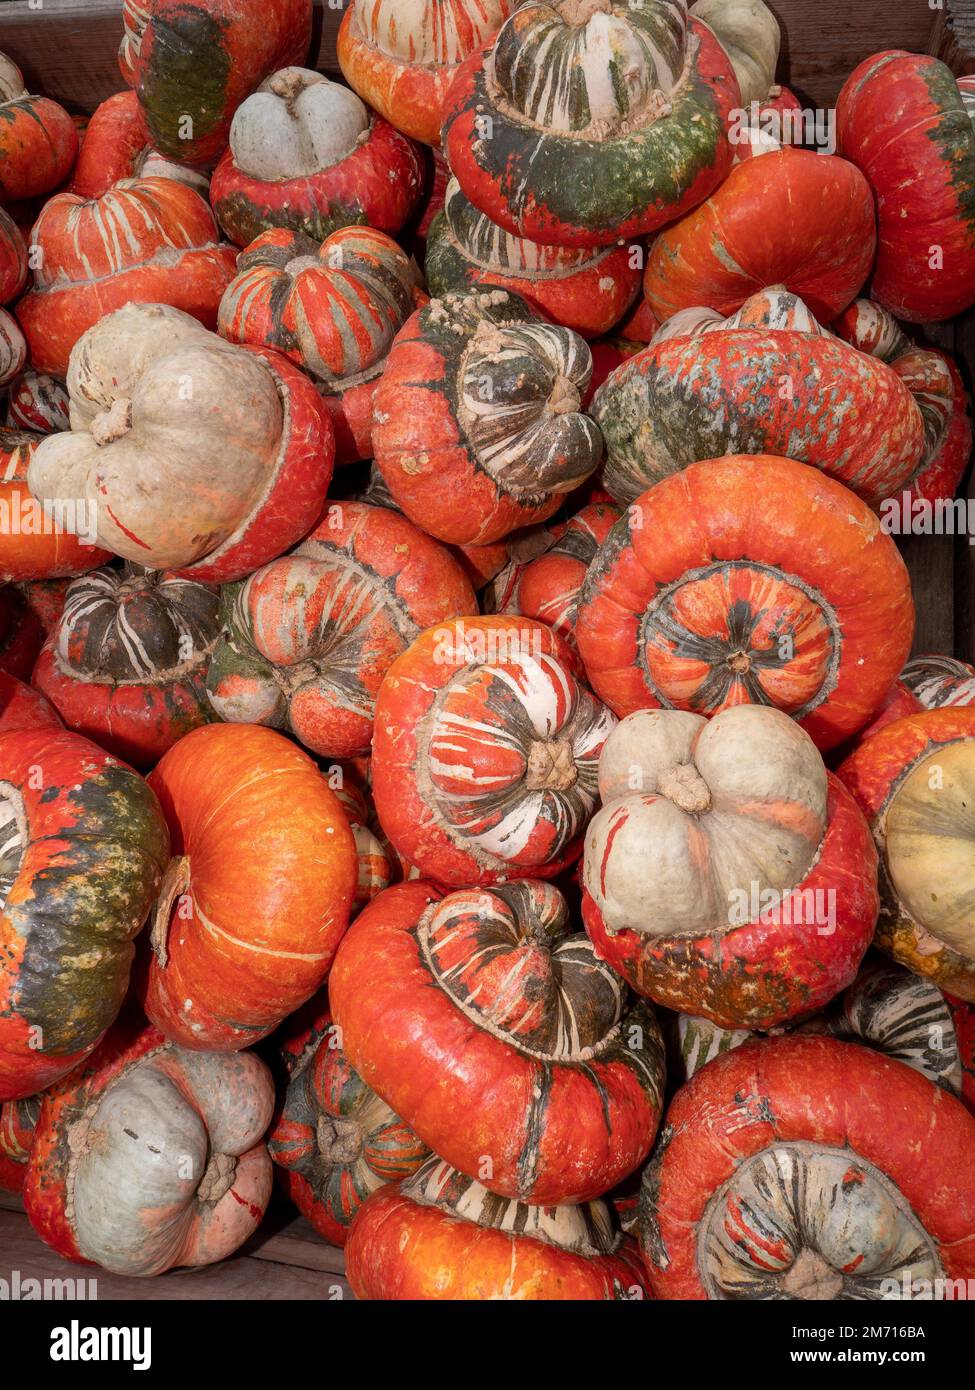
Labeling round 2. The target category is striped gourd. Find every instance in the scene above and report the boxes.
[218,226,420,462]
[373,290,601,545]
[33,564,220,767]
[15,178,237,378]
[372,616,616,884]
[269,1011,429,1246]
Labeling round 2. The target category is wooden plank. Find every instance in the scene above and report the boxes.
[767,0,938,106]
[901,321,959,660]
[929,0,975,74]
[0,1,126,114]
[240,1207,348,1276]
[0,1206,354,1300]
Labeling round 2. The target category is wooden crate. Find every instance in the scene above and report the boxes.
[0,0,972,1299]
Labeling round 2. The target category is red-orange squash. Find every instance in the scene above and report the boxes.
[69,90,208,200]
[0,206,26,306]
[442,1,740,248]
[372,615,616,884]
[347,1158,650,1300]
[218,225,422,465]
[5,372,69,435]
[373,289,602,545]
[269,1001,429,1246]
[331,778,396,916]
[0,311,24,388]
[902,654,975,710]
[32,564,220,768]
[832,297,972,512]
[118,0,313,169]
[581,704,878,1029]
[0,585,48,681]
[575,455,915,750]
[330,878,665,1204]
[143,723,357,1051]
[838,708,975,1003]
[837,52,975,321]
[28,304,335,584]
[486,501,620,653]
[591,287,928,509]
[0,429,112,583]
[425,177,641,339]
[640,1036,975,1299]
[0,669,60,734]
[337,0,520,146]
[24,1024,274,1276]
[206,501,477,760]
[210,68,423,247]
[16,178,238,379]
[0,87,77,201]
[0,728,169,1101]
[643,147,875,322]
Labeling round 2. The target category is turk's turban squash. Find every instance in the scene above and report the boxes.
[28,304,335,584]
[582,705,878,1029]
[839,707,975,1004]
[0,729,169,1101]
[442,0,741,248]
[837,51,975,321]
[210,67,423,247]
[24,1024,274,1276]
[640,1035,975,1300]
[575,454,914,751]
[330,879,665,1205]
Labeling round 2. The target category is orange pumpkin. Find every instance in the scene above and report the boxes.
[0,89,77,201]
[643,148,875,323]
[218,226,422,465]
[24,1023,274,1276]
[0,429,112,583]
[347,1158,650,1300]
[0,206,27,306]
[143,724,357,1050]
[576,455,914,751]
[642,1035,975,1300]
[337,0,520,146]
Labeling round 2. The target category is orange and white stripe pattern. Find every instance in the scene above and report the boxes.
[31,177,223,287]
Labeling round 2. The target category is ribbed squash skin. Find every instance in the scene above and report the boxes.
[643,148,875,322]
[442,10,740,248]
[330,879,665,1205]
[640,1036,975,1300]
[575,455,915,751]
[838,708,975,1003]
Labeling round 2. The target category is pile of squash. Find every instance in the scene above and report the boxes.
[0,0,975,1302]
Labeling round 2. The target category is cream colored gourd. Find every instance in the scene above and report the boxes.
[0,52,26,103]
[230,68,369,181]
[28,303,282,570]
[884,742,975,959]
[690,0,780,104]
[584,704,828,937]
[69,1047,274,1277]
